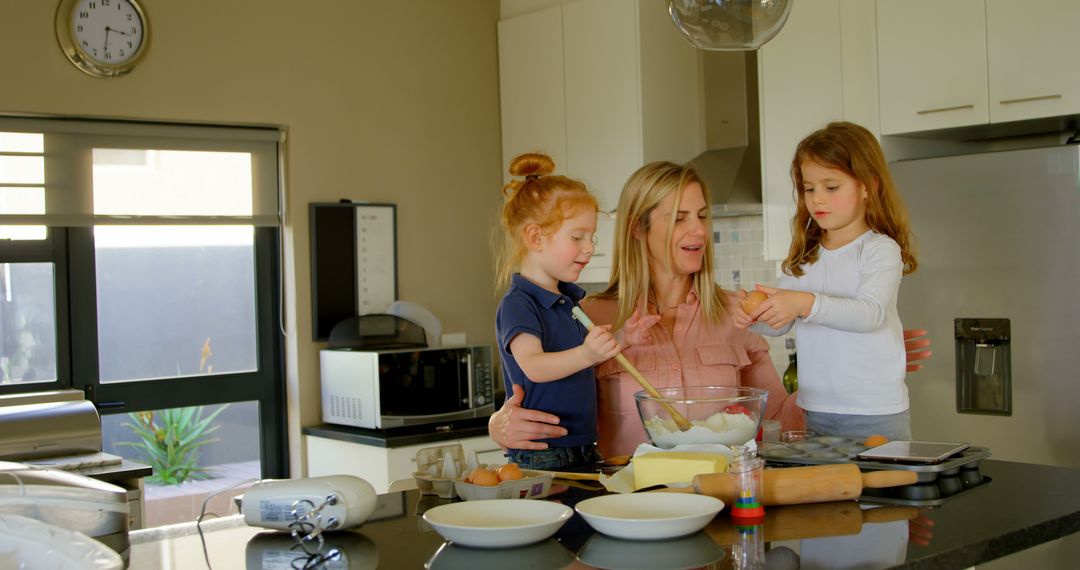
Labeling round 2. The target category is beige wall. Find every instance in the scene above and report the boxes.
[1,0,503,475]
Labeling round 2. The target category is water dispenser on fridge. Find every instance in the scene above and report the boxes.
[954,318,1011,415]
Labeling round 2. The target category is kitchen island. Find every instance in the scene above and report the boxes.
[128,459,1080,569]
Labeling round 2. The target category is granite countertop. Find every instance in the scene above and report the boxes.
[128,459,1080,569]
[302,416,492,448]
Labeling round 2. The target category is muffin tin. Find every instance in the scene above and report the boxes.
[759,437,992,506]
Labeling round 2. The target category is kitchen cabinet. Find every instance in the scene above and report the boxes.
[305,434,504,493]
[757,0,878,261]
[877,0,1080,135]
[498,0,702,281]
[876,0,988,135]
[985,0,1080,124]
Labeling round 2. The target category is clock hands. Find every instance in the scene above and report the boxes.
[103,26,131,53]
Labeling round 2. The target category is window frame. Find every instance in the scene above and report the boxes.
[0,117,287,479]
[0,229,70,396]
[67,226,288,478]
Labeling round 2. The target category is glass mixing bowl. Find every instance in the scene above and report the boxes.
[634,386,768,448]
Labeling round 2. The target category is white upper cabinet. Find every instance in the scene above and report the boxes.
[985,0,1080,124]
[498,0,702,281]
[876,0,989,135]
[877,0,1080,135]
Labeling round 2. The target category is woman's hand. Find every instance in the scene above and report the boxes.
[750,285,815,329]
[616,309,662,346]
[904,329,932,373]
[487,384,567,450]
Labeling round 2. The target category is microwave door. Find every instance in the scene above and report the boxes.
[377,350,470,426]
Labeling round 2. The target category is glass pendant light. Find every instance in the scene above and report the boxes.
[669,0,794,51]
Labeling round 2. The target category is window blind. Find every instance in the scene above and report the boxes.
[0,116,282,226]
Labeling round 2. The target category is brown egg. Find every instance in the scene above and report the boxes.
[864,434,889,447]
[467,467,500,486]
[740,290,768,314]
[494,463,524,482]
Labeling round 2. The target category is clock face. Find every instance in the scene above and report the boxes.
[56,0,149,77]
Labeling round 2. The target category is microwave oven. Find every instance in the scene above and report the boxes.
[320,345,495,429]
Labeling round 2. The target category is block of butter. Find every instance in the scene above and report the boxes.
[633,451,729,490]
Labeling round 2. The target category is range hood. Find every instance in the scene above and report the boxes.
[688,51,763,217]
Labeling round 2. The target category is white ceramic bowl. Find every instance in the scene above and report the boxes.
[422,499,573,549]
[575,493,724,540]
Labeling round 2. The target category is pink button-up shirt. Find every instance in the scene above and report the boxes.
[582,292,804,458]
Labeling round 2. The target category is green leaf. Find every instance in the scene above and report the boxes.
[118,403,230,486]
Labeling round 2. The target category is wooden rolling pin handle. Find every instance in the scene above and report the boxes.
[861,470,919,488]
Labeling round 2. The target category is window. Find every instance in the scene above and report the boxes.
[0,131,54,386]
[0,118,287,522]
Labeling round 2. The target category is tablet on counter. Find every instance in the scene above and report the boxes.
[856,440,971,464]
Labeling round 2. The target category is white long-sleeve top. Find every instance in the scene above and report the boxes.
[754,230,908,415]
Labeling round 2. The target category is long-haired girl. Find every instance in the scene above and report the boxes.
[741,121,918,440]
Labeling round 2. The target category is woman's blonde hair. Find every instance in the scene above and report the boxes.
[783,121,918,277]
[493,152,598,292]
[594,161,727,328]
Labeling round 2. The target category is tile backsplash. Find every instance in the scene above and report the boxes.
[712,214,793,375]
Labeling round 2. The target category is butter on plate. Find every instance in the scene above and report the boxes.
[633,452,729,490]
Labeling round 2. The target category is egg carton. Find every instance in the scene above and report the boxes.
[412,443,554,500]
[413,443,468,499]
[758,437,991,483]
[453,468,553,501]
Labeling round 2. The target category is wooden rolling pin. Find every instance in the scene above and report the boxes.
[693,463,918,506]
[704,501,919,543]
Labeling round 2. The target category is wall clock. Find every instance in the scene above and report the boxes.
[55,0,150,78]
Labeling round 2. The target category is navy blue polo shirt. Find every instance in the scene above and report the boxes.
[496,274,597,448]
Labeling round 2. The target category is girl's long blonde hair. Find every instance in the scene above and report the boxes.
[783,121,918,277]
[594,161,727,328]
[493,152,598,292]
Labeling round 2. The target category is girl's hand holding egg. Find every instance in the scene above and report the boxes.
[740,290,768,315]
[751,285,815,330]
[731,289,764,328]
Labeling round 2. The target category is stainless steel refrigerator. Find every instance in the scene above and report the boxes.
[891,144,1080,469]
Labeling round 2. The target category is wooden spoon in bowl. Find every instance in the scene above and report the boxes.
[571,307,692,431]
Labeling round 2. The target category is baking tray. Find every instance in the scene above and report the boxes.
[759,437,991,483]
[857,474,991,507]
